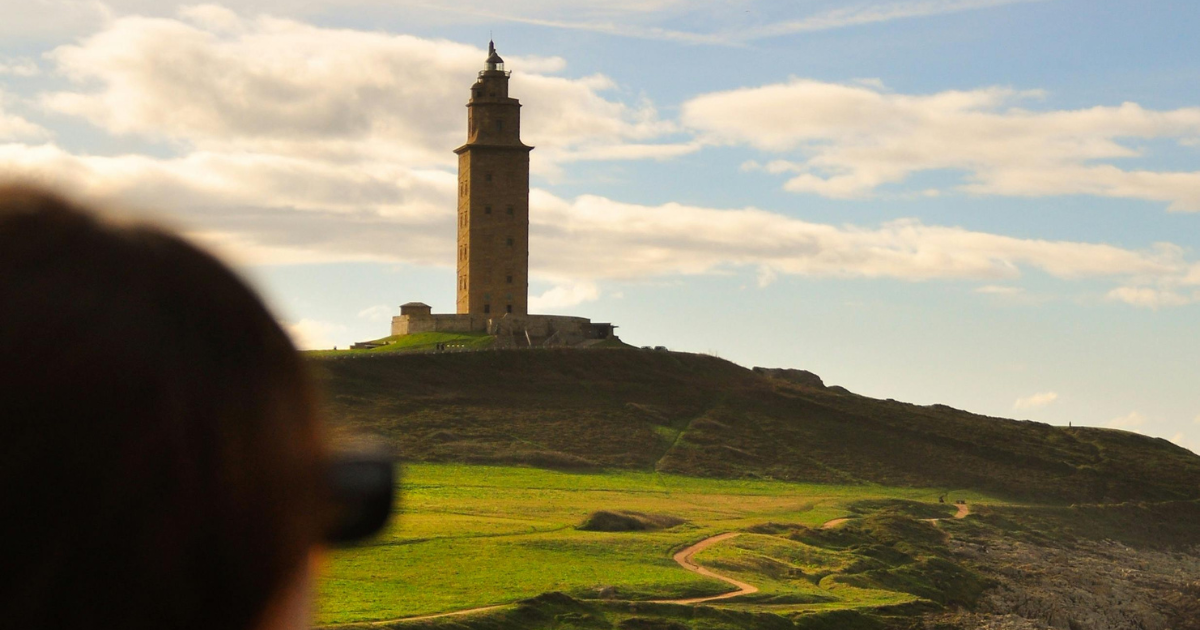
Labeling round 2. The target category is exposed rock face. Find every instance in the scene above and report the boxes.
[940,537,1200,630]
[751,367,824,388]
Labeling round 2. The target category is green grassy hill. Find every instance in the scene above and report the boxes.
[312,348,1200,505]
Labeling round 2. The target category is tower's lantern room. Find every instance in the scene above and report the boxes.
[485,40,505,73]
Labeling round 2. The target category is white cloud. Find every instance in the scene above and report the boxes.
[530,193,1188,283]
[357,304,394,323]
[1169,433,1199,455]
[0,0,112,40]
[1013,391,1058,410]
[285,318,347,350]
[2,137,1196,295]
[0,57,40,77]
[975,285,1024,295]
[1105,286,1194,310]
[682,79,1200,211]
[1108,411,1147,431]
[0,92,50,141]
[401,0,1041,45]
[529,281,601,310]
[737,0,1045,40]
[41,12,677,174]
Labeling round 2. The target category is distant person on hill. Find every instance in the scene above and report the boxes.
[0,186,390,630]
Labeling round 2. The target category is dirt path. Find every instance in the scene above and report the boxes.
[821,502,971,530]
[376,532,758,625]
[652,532,759,605]
[360,605,507,625]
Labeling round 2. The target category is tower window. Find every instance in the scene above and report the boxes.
[506,305,512,313]
[496,119,504,132]
[483,304,491,314]
[485,206,492,214]
[506,237,514,247]
[506,206,513,215]
[485,173,492,182]
[506,275,513,284]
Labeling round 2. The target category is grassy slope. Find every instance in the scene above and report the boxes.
[307,332,495,358]
[318,464,995,625]
[312,349,1200,504]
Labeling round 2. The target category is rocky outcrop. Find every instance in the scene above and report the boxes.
[938,537,1200,630]
[751,367,824,388]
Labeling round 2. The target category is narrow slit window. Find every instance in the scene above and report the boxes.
[483,304,491,314]
[506,305,513,314]
[485,173,492,182]
[506,237,514,247]
[485,206,492,214]
[506,206,514,215]
[506,275,513,284]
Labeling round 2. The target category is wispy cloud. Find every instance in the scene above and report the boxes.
[1108,411,1147,431]
[400,0,1046,45]
[529,281,601,310]
[1013,391,1058,410]
[737,0,1047,40]
[1106,286,1196,310]
[976,285,1024,295]
[286,318,347,350]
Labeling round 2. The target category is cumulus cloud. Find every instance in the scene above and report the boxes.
[0,8,1195,308]
[41,11,683,174]
[1013,391,1058,410]
[684,79,1200,210]
[285,318,347,350]
[1,137,1196,295]
[529,193,1187,283]
[529,281,601,310]
[1108,411,1147,431]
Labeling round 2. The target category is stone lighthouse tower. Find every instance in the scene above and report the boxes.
[455,41,533,316]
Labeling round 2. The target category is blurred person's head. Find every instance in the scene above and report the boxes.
[0,186,327,630]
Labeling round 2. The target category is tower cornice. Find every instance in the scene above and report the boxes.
[453,142,534,155]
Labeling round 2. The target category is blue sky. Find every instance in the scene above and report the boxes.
[2,0,1198,449]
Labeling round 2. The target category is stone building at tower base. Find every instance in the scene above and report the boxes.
[391,303,616,347]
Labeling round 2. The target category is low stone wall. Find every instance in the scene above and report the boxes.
[391,312,606,344]
[391,313,490,336]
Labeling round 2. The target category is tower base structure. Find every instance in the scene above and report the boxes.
[391,304,616,347]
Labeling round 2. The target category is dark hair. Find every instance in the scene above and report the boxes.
[0,187,327,630]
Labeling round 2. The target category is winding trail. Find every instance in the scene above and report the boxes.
[652,532,759,605]
[385,605,507,624]
[367,510,975,625]
[820,502,971,530]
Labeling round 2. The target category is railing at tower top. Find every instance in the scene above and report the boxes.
[479,70,511,78]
